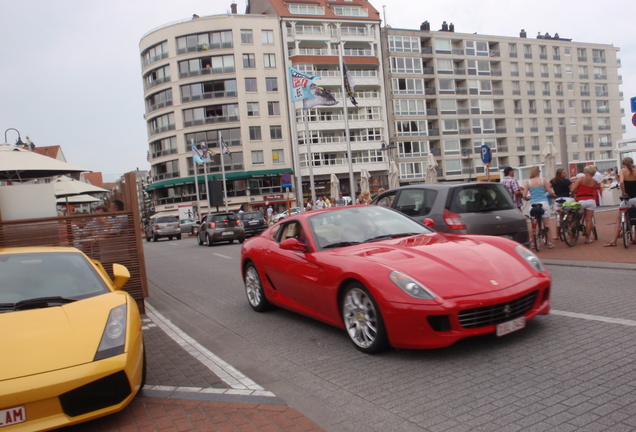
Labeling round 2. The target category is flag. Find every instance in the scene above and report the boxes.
[192,144,205,164]
[200,142,214,163]
[289,66,318,102]
[302,84,338,109]
[342,61,358,107]
[220,135,232,160]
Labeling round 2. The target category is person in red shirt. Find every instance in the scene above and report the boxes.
[570,165,600,244]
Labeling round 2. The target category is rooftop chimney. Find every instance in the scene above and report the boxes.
[231,3,238,14]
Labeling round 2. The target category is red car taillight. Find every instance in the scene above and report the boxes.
[443,208,466,230]
[208,222,216,229]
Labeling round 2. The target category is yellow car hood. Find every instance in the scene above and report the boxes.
[0,292,128,381]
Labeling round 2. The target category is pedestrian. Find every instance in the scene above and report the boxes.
[501,166,524,210]
[109,199,127,234]
[305,200,313,211]
[315,196,325,210]
[335,192,346,207]
[524,166,556,248]
[570,165,600,244]
[604,157,636,246]
[266,205,274,224]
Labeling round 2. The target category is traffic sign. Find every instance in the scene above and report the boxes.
[480,144,492,164]
[281,172,292,188]
[632,113,636,127]
[631,96,636,113]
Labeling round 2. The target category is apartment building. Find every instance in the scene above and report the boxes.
[247,0,391,200]
[382,23,624,181]
[140,10,295,216]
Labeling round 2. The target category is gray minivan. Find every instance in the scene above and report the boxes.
[371,183,529,246]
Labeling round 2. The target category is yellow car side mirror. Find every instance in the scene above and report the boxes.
[112,263,131,290]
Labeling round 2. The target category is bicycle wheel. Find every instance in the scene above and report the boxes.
[539,217,549,247]
[562,215,579,247]
[622,215,630,248]
[532,218,541,252]
[592,216,598,241]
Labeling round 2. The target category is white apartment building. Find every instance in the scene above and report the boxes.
[139,10,295,216]
[382,23,624,182]
[247,0,392,200]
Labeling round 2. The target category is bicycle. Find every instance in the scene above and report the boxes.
[618,195,636,248]
[528,203,549,251]
[560,201,598,247]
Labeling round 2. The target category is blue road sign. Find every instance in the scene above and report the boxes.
[480,144,492,164]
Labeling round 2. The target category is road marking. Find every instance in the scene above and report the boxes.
[213,253,232,259]
[552,310,636,327]
[145,303,275,397]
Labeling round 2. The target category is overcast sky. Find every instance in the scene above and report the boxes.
[1,0,634,181]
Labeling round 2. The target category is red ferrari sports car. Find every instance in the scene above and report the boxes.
[240,205,550,353]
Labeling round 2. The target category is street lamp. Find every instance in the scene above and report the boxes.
[380,139,396,162]
[4,128,26,147]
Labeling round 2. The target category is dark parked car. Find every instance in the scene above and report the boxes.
[145,215,181,242]
[197,212,245,246]
[371,182,529,246]
[238,211,268,237]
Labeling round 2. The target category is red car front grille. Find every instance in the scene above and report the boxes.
[458,291,538,329]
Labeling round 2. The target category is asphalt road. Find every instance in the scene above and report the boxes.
[142,235,636,432]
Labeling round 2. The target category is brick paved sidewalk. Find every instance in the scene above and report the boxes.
[59,305,326,432]
[61,398,325,432]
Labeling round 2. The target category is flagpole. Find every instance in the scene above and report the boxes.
[191,139,202,219]
[304,110,317,208]
[339,42,356,199]
[220,152,229,212]
[203,150,211,219]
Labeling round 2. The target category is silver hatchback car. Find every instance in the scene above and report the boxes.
[371,182,530,246]
[145,215,181,242]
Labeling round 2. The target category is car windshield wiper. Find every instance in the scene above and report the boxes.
[322,241,362,249]
[12,296,77,311]
[473,206,499,213]
[366,232,422,242]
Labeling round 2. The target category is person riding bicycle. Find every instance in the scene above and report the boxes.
[550,168,574,240]
[604,157,636,247]
[524,166,556,249]
[570,165,600,244]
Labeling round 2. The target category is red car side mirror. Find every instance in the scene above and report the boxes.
[280,238,308,252]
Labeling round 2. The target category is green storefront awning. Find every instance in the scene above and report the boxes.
[145,168,294,191]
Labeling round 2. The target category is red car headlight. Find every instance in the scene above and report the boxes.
[389,271,436,300]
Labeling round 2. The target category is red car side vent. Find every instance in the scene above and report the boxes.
[443,208,466,230]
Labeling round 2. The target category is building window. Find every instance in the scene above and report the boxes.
[251,150,264,165]
[249,126,262,141]
[267,101,281,116]
[270,125,283,140]
[243,53,256,68]
[287,4,325,15]
[391,78,424,94]
[390,57,423,74]
[331,5,368,16]
[266,77,278,91]
[388,36,420,53]
[262,30,274,44]
[246,102,259,117]
[272,149,285,164]
[445,159,462,175]
[245,78,257,92]
[241,29,253,44]
[264,54,276,68]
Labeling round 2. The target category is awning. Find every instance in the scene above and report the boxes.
[145,168,294,191]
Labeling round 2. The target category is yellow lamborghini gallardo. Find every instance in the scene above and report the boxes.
[0,246,145,431]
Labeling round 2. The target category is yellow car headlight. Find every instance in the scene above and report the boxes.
[94,304,127,361]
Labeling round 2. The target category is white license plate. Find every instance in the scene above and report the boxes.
[496,316,526,337]
[221,231,233,236]
[0,406,26,428]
